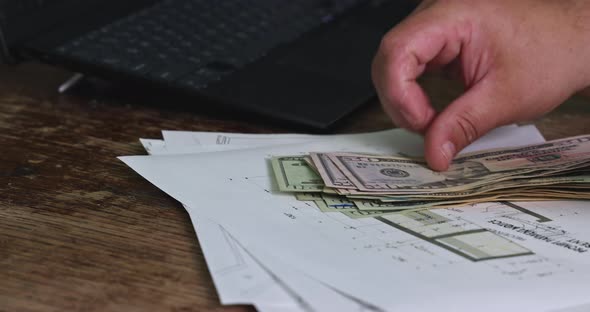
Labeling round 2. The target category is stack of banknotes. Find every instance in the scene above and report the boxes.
[271,135,590,218]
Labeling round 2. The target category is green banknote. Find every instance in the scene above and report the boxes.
[271,156,324,192]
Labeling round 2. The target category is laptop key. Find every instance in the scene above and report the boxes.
[128,63,151,75]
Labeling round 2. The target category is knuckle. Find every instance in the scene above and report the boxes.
[454,112,480,144]
[378,33,393,52]
[377,32,401,58]
[382,88,404,117]
[406,120,425,132]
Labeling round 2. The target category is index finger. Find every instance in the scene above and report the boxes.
[371,10,466,132]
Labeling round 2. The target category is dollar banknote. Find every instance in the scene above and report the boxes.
[271,135,590,218]
[271,156,324,192]
[309,153,356,189]
[328,144,590,193]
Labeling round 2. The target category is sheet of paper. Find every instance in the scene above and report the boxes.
[155,129,424,156]
[551,303,590,312]
[142,141,305,309]
[189,213,375,312]
[149,125,546,311]
[161,130,317,147]
[158,124,542,157]
[123,126,590,311]
[143,137,376,311]
[459,124,544,154]
[161,124,519,149]
[131,125,590,306]
[139,139,167,155]
[159,131,318,155]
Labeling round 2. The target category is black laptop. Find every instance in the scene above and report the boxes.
[2,0,417,130]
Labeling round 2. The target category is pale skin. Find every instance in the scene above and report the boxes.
[372,0,590,171]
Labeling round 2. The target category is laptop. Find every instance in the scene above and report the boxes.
[2,0,417,130]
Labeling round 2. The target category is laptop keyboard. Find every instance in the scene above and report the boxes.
[54,0,361,90]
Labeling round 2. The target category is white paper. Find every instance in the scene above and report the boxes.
[159,124,543,157]
[123,126,590,311]
[142,140,305,309]
[143,136,377,311]
[459,124,544,154]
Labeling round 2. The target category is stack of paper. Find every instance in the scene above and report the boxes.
[121,125,590,312]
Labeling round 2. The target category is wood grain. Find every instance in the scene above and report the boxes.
[1,61,589,312]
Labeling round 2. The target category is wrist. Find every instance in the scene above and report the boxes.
[562,0,590,92]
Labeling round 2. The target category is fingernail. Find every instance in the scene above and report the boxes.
[441,141,456,162]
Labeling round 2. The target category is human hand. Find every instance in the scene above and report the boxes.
[372,0,590,171]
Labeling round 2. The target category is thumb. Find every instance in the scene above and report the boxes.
[424,79,515,171]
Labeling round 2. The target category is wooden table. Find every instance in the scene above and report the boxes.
[1,62,590,312]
